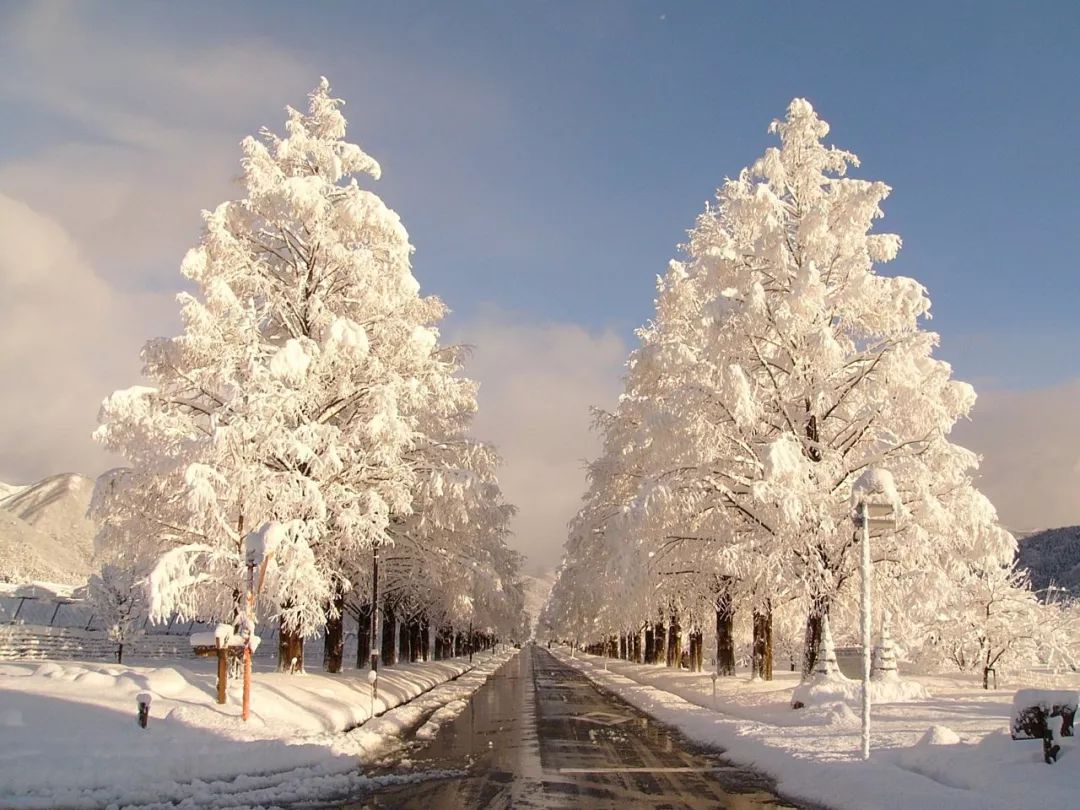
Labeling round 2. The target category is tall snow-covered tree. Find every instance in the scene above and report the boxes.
[542,100,1018,683]
[94,79,478,671]
[629,98,1013,676]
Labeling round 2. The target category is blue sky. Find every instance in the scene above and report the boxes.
[4,1,1078,384]
[1,1,1078,569]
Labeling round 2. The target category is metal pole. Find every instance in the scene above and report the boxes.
[860,500,871,760]
[242,561,254,722]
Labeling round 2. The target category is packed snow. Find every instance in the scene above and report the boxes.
[0,649,515,808]
[557,649,1080,810]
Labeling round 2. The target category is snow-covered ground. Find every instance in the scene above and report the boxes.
[0,649,515,809]
[556,649,1079,810]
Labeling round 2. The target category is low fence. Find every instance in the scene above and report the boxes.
[0,624,193,662]
[0,584,474,668]
[0,621,353,665]
[0,588,363,665]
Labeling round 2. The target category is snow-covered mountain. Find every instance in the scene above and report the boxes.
[1016,525,1080,599]
[0,474,96,586]
[0,482,26,500]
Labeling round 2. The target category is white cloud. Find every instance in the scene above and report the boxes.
[0,4,315,482]
[0,193,175,484]
[447,311,628,575]
[953,381,1080,534]
[0,2,316,286]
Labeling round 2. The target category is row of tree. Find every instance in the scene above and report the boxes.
[539,99,1078,688]
[90,79,527,672]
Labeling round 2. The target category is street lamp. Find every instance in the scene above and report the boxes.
[369,541,380,716]
[851,468,898,761]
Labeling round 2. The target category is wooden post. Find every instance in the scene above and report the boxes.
[216,641,228,705]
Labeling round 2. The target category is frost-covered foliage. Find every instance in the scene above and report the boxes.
[929,556,1078,686]
[87,560,145,664]
[542,100,1034,678]
[93,80,524,648]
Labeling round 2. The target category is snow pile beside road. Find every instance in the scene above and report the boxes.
[791,672,929,709]
[557,650,1080,810]
[890,728,1077,801]
[0,649,514,808]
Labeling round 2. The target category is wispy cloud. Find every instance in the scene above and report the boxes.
[0,193,175,483]
[0,5,318,284]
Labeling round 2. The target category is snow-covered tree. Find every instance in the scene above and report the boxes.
[94,79,485,671]
[87,561,145,665]
[628,99,1014,676]
[934,555,1045,688]
[542,99,1016,684]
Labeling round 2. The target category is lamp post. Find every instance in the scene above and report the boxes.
[852,469,897,761]
[242,558,256,721]
[369,542,380,716]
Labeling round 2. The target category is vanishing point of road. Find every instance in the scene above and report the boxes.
[345,645,813,809]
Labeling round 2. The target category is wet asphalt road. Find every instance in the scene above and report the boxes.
[344,645,807,809]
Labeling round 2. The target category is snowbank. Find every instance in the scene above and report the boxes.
[0,649,515,808]
[556,650,1079,810]
[791,672,929,709]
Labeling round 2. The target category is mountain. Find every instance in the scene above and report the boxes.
[1016,525,1080,599]
[0,474,96,586]
[0,482,26,500]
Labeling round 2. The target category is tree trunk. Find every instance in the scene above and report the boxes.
[644,624,655,663]
[398,618,409,662]
[715,591,735,676]
[381,603,397,666]
[116,642,124,665]
[407,619,416,662]
[323,589,346,673]
[667,612,681,668]
[752,603,773,681]
[802,595,830,679]
[278,615,304,673]
[654,619,667,665]
[438,625,452,660]
[355,602,372,670]
[633,628,643,663]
